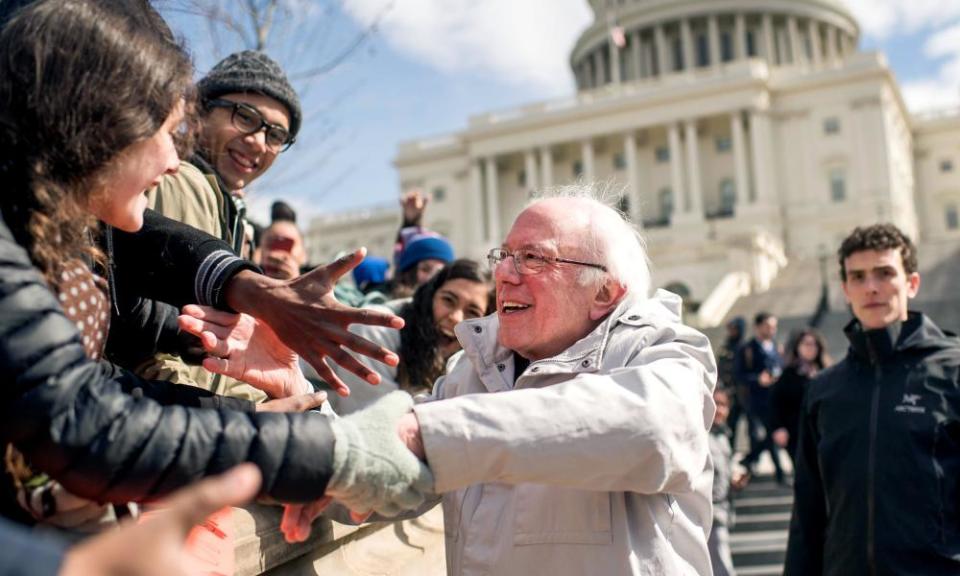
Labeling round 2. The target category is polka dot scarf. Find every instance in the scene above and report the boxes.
[56,261,110,360]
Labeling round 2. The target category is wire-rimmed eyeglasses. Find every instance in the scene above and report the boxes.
[487,247,607,275]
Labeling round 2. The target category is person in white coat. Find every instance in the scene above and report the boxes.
[210,187,719,574]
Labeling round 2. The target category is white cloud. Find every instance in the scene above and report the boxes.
[901,22,960,111]
[341,0,593,93]
[843,0,960,39]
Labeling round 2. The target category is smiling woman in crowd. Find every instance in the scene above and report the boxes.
[328,259,493,414]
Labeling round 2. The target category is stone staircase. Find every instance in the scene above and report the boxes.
[730,475,792,576]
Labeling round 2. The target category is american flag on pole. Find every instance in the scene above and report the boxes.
[610,25,626,49]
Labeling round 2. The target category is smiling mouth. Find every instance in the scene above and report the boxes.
[228,149,258,171]
[500,301,531,315]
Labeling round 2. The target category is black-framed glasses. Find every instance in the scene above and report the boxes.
[207,98,294,152]
[487,247,607,276]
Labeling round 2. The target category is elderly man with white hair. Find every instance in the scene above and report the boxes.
[391,191,718,575]
[193,188,718,574]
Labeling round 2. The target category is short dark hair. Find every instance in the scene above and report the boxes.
[754,311,774,326]
[271,200,297,223]
[838,223,917,281]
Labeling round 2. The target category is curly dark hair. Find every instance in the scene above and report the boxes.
[837,223,917,282]
[396,259,493,393]
[0,0,192,285]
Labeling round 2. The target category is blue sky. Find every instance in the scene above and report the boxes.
[161,0,960,225]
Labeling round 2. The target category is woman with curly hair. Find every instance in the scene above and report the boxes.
[329,259,493,414]
[0,0,432,531]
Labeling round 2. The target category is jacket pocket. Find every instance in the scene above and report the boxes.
[513,485,612,546]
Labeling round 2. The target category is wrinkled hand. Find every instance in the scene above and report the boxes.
[60,464,261,576]
[225,249,403,397]
[326,391,434,517]
[178,305,310,398]
[257,391,327,413]
[400,189,428,225]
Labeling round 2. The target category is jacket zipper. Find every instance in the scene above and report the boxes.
[866,354,881,576]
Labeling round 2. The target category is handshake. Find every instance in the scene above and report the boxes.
[282,391,433,542]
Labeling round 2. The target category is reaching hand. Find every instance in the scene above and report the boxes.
[178,305,310,398]
[60,464,261,576]
[225,249,403,397]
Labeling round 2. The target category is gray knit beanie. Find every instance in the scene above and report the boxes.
[197,50,302,139]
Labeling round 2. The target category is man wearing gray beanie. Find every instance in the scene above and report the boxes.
[128,50,304,404]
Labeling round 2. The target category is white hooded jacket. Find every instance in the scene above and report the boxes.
[413,290,718,575]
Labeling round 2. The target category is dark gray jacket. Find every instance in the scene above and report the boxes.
[0,210,335,506]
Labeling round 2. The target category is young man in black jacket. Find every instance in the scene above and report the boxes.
[785,223,960,575]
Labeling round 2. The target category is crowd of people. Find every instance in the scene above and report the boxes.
[1,1,959,576]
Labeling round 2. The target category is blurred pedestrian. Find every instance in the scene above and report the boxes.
[770,328,831,466]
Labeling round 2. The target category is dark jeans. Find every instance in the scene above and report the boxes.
[741,409,784,482]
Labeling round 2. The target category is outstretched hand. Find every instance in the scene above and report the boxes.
[60,464,262,576]
[224,248,404,397]
[178,304,310,398]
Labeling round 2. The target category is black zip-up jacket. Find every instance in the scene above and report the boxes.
[785,312,960,575]
[0,210,335,505]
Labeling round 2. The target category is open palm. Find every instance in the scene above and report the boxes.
[178,305,310,398]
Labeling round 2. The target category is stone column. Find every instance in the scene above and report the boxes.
[593,50,605,87]
[469,160,486,249]
[735,13,746,59]
[655,24,669,75]
[826,26,839,62]
[681,18,694,71]
[749,110,774,205]
[668,123,686,217]
[631,30,643,80]
[539,146,554,189]
[524,150,539,194]
[787,16,804,65]
[808,20,823,66]
[731,111,750,208]
[581,139,596,182]
[684,120,704,218]
[624,132,641,223]
[483,157,501,243]
[708,15,721,68]
[762,14,775,64]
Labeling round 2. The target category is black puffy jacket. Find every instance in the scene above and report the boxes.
[785,312,960,575]
[0,211,335,504]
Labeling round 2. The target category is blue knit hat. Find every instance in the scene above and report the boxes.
[352,256,389,288]
[398,236,454,273]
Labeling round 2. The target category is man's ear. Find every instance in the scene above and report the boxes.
[906,272,921,299]
[590,278,627,321]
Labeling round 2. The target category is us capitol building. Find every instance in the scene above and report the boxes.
[306,0,960,328]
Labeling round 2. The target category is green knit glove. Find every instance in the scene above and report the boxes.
[325,391,435,517]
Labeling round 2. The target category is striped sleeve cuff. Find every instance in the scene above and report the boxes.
[194,249,259,311]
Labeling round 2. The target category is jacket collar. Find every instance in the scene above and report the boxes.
[845,310,953,364]
[453,289,683,391]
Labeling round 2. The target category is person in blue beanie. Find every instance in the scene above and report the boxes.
[392,234,455,298]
